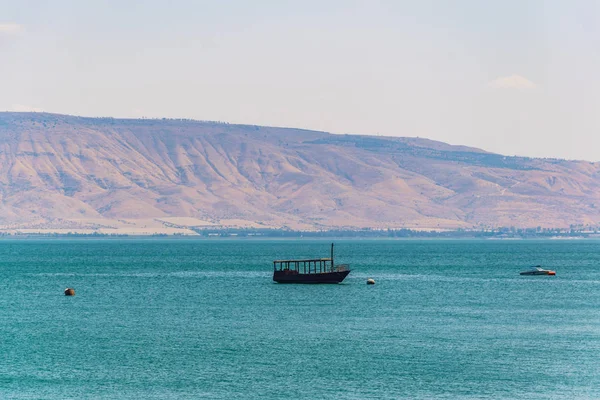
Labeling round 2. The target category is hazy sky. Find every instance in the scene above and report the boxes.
[1,1,599,160]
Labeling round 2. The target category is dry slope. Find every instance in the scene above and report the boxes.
[0,112,599,233]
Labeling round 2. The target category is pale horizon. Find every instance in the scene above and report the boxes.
[2,0,599,161]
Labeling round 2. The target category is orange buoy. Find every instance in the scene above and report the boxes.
[64,288,75,296]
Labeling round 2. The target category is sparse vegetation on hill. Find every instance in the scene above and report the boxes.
[0,112,599,233]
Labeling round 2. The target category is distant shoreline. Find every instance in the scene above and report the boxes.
[0,231,596,240]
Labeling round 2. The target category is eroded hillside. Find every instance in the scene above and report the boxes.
[0,112,598,233]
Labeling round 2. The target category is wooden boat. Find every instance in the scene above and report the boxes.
[273,243,350,284]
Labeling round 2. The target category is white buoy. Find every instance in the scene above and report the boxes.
[367,278,375,285]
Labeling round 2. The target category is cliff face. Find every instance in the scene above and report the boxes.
[0,112,599,232]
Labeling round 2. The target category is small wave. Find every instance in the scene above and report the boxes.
[169,270,269,279]
[348,273,600,285]
[28,270,271,279]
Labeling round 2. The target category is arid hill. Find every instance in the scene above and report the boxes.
[0,112,598,234]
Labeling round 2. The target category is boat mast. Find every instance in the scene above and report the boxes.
[331,243,334,271]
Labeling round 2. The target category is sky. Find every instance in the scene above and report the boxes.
[1,0,599,160]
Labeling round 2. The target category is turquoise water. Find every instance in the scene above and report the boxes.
[1,239,600,399]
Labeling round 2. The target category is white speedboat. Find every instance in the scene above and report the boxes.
[520,266,556,276]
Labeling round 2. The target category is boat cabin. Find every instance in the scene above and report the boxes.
[273,257,349,275]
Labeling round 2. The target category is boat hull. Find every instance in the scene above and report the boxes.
[273,270,351,284]
[520,271,555,275]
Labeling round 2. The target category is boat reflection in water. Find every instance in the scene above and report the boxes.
[273,243,350,284]
[520,266,556,276]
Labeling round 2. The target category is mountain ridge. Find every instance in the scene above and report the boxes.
[0,112,598,234]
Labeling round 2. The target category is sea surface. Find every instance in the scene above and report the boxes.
[1,239,599,399]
